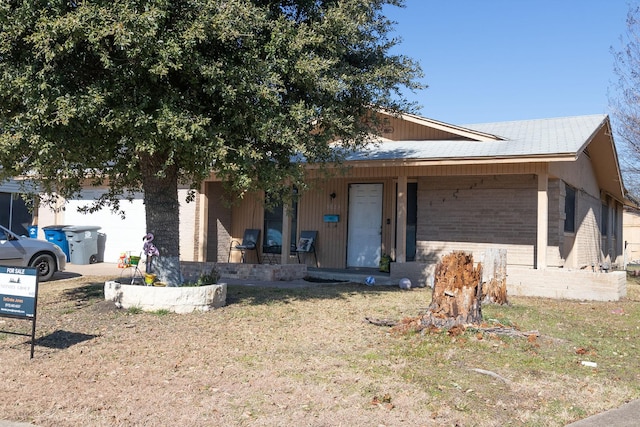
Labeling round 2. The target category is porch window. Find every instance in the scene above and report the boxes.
[564,185,576,233]
[263,197,298,250]
[406,182,417,261]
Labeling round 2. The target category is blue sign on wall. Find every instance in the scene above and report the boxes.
[323,214,340,223]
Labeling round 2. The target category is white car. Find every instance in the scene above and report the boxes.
[0,224,66,281]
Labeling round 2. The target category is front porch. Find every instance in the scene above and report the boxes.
[181,261,394,285]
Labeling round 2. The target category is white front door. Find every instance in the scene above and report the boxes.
[347,183,383,268]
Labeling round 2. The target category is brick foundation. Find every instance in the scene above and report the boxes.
[181,261,307,282]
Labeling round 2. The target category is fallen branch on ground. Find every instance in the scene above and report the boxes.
[470,368,512,385]
[470,327,540,338]
[365,317,398,327]
[366,318,540,341]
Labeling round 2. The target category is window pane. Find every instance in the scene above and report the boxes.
[407,182,417,261]
[601,203,609,235]
[264,204,283,247]
[263,195,298,249]
[564,186,576,233]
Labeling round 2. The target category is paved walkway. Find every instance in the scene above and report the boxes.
[565,399,640,426]
[56,261,121,278]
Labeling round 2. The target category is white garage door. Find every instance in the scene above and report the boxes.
[65,190,146,263]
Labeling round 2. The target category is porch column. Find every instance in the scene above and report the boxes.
[197,184,208,262]
[281,201,292,263]
[536,172,548,269]
[396,175,408,263]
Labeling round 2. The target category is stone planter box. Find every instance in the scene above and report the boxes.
[104,281,227,313]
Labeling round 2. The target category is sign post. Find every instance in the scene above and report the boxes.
[0,266,39,358]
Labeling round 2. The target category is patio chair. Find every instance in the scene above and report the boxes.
[293,230,318,267]
[228,229,261,263]
[262,243,281,264]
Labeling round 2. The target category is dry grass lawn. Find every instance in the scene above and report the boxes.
[0,273,639,426]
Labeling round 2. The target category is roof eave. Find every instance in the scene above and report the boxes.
[303,154,578,169]
[580,116,626,203]
[306,153,576,169]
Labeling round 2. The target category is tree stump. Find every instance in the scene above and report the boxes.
[481,249,508,305]
[421,251,483,329]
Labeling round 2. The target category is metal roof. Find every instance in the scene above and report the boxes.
[345,114,608,162]
[0,178,25,193]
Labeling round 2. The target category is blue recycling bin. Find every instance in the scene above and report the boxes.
[28,225,38,238]
[43,225,70,261]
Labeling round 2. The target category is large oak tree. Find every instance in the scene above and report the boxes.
[0,0,422,285]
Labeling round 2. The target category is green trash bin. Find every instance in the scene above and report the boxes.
[63,225,101,264]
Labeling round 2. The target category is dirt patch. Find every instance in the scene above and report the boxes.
[0,276,639,426]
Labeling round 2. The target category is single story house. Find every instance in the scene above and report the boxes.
[38,111,628,300]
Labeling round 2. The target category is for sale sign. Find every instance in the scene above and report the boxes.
[0,266,37,318]
[0,265,38,358]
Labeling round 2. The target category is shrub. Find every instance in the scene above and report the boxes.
[183,267,221,287]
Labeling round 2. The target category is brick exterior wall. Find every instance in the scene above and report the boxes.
[206,182,232,263]
[574,187,604,268]
[416,174,539,267]
[547,179,564,267]
[547,179,562,247]
[601,199,623,267]
[413,175,593,269]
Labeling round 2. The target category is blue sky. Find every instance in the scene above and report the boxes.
[384,1,632,125]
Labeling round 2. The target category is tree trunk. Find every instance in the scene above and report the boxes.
[140,152,182,286]
[481,249,508,305]
[421,251,483,329]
